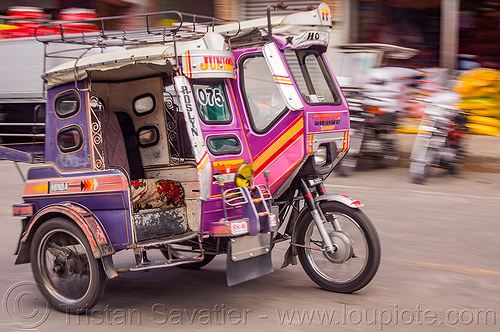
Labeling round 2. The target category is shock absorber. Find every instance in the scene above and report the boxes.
[298,178,336,253]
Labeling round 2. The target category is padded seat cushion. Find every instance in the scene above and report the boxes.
[131,179,185,212]
[103,111,130,175]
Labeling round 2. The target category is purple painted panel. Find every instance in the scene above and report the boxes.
[230,46,305,195]
[201,198,243,233]
[231,47,304,154]
[24,192,132,249]
[306,110,350,133]
[190,77,254,231]
[45,82,93,171]
[0,144,43,163]
[23,167,133,249]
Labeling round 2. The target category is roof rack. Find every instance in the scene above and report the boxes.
[35,11,240,47]
[214,2,332,48]
[34,10,240,67]
[34,10,241,90]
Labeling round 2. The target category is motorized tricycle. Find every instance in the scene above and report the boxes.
[1,3,380,313]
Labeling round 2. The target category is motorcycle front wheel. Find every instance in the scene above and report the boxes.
[296,201,380,293]
[409,134,433,184]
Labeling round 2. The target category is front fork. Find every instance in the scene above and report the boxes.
[298,178,337,253]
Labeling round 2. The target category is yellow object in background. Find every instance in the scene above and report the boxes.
[467,123,500,136]
[0,24,18,30]
[467,108,500,117]
[454,68,500,94]
[457,97,499,110]
[459,82,500,98]
[468,115,500,128]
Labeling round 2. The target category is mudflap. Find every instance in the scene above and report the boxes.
[226,233,274,287]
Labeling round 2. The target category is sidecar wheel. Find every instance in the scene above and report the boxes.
[296,202,380,293]
[30,218,106,313]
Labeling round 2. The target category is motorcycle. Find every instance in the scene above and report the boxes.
[409,98,468,183]
[340,90,400,173]
[1,3,381,313]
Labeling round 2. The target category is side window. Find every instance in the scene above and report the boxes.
[207,135,241,155]
[193,81,231,124]
[133,93,156,116]
[54,90,80,118]
[284,50,341,105]
[137,126,159,147]
[57,125,83,153]
[241,55,287,133]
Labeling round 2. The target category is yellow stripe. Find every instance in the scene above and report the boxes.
[268,136,304,186]
[274,77,292,83]
[184,51,191,78]
[307,134,313,155]
[197,155,210,171]
[253,119,303,169]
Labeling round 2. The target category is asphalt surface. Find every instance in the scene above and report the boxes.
[0,156,499,331]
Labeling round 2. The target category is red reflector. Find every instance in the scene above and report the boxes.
[13,203,33,216]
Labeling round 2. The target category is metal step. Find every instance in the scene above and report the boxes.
[135,231,198,249]
[117,256,204,273]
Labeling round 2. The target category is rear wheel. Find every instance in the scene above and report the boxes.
[30,218,106,313]
[296,202,381,293]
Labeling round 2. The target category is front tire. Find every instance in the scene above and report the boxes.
[409,160,427,184]
[296,201,380,293]
[30,218,106,313]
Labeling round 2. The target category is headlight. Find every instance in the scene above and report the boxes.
[314,145,328,166]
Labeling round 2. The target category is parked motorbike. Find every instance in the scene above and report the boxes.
[409,100,468,184]
[340,90,400,173]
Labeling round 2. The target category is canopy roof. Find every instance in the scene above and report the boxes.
[43,32,229,89]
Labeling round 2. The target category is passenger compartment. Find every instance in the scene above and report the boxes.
[92,77,201,239]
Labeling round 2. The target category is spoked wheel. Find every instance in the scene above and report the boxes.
[296,201,380,293]
[30,218,106,313]
[160,245,216,270]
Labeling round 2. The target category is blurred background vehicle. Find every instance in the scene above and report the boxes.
[409,92,468,184]
[329,44,418,173]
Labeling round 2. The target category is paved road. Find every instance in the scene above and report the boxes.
[0,161,499,331]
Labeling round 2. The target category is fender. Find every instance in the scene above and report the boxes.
[281,193,363,268]
[315,193,364,208]
[15,202,117,278]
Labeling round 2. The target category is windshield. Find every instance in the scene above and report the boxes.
[241,55,287,133]
[284,50,341,105]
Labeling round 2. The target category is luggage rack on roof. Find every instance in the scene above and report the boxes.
[214,2,333,48]
[34,11,240,58]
